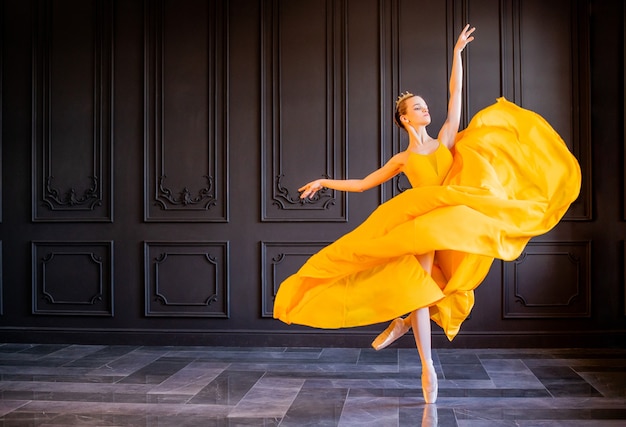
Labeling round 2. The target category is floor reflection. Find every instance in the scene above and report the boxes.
[0,345,624,426]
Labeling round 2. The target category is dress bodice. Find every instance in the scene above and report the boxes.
[403,142,453,187]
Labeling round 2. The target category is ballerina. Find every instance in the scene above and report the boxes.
[296,24,476,403]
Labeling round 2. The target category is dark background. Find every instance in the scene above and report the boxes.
[0,0,624,348]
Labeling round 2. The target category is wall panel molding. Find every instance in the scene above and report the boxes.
[144,0,228,222]
[32,0,113,222]
[500,0,591,220]
[623,2,626,223]
[503,240,591,318]
[144,241,229,317]
[32,241,114,316]
[0,242,3,316]
[261,241,330,317]
[261,0,347,221]
[382,0,458,198]
[0,0,3,223]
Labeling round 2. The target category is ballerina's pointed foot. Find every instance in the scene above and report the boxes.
[371,317,410,351]
[422,361,438,404]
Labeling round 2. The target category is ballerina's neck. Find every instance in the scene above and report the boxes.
[408,136,439,155]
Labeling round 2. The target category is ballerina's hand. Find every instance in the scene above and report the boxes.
[299,179,324,199]
[455,24,475,52]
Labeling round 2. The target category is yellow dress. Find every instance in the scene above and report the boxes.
[273,97,582,341]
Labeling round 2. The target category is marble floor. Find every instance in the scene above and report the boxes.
[0,344,625,426]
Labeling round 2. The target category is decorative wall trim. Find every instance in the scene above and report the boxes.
[144,241,229,317]
[1,326,624,348]
[566,0,591,221]
[0,1,3,224]
[623,2,626,224]
[261,0,347,221]
[144,0,228,222]
[377,0,391,204]
[503,240,591,318]
[500,0,591,220]
[32,0,113,222]
[0,242,3,315]
[261,241,330,317]
[32,241,114,316]
[386,0,403,198]
[385,0,458,198]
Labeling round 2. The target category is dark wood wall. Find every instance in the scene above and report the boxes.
[0,0,624,348]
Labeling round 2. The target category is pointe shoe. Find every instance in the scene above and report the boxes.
[422,361,438,404]
[371,318,410,350]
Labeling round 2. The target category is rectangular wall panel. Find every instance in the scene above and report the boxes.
[0,1,3,223]
[386,0,453,197]
[622,3,626,224]
[144,0,228,222]
[345,0,386,206]
[32,0,113,222]
[502,0,591,220]
[465,0,503,114]
[261,241,330,317]
[503,241,591,318]
[0,242,2,315]
[261,0,347,221]
[32,241,113,316]
[144,241,229,317]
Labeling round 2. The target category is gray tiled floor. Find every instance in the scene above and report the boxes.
[0,344,625,426]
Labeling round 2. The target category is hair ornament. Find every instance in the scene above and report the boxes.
[395,91,415,109]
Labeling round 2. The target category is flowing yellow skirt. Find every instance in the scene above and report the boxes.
[273,98,582,341]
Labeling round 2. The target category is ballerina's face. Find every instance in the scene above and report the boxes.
[400,96,431,127]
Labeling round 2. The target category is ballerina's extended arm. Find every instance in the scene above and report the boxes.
[438,23,475,149]
[299,154,404,199]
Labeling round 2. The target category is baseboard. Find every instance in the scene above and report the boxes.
[0,327,624,348]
